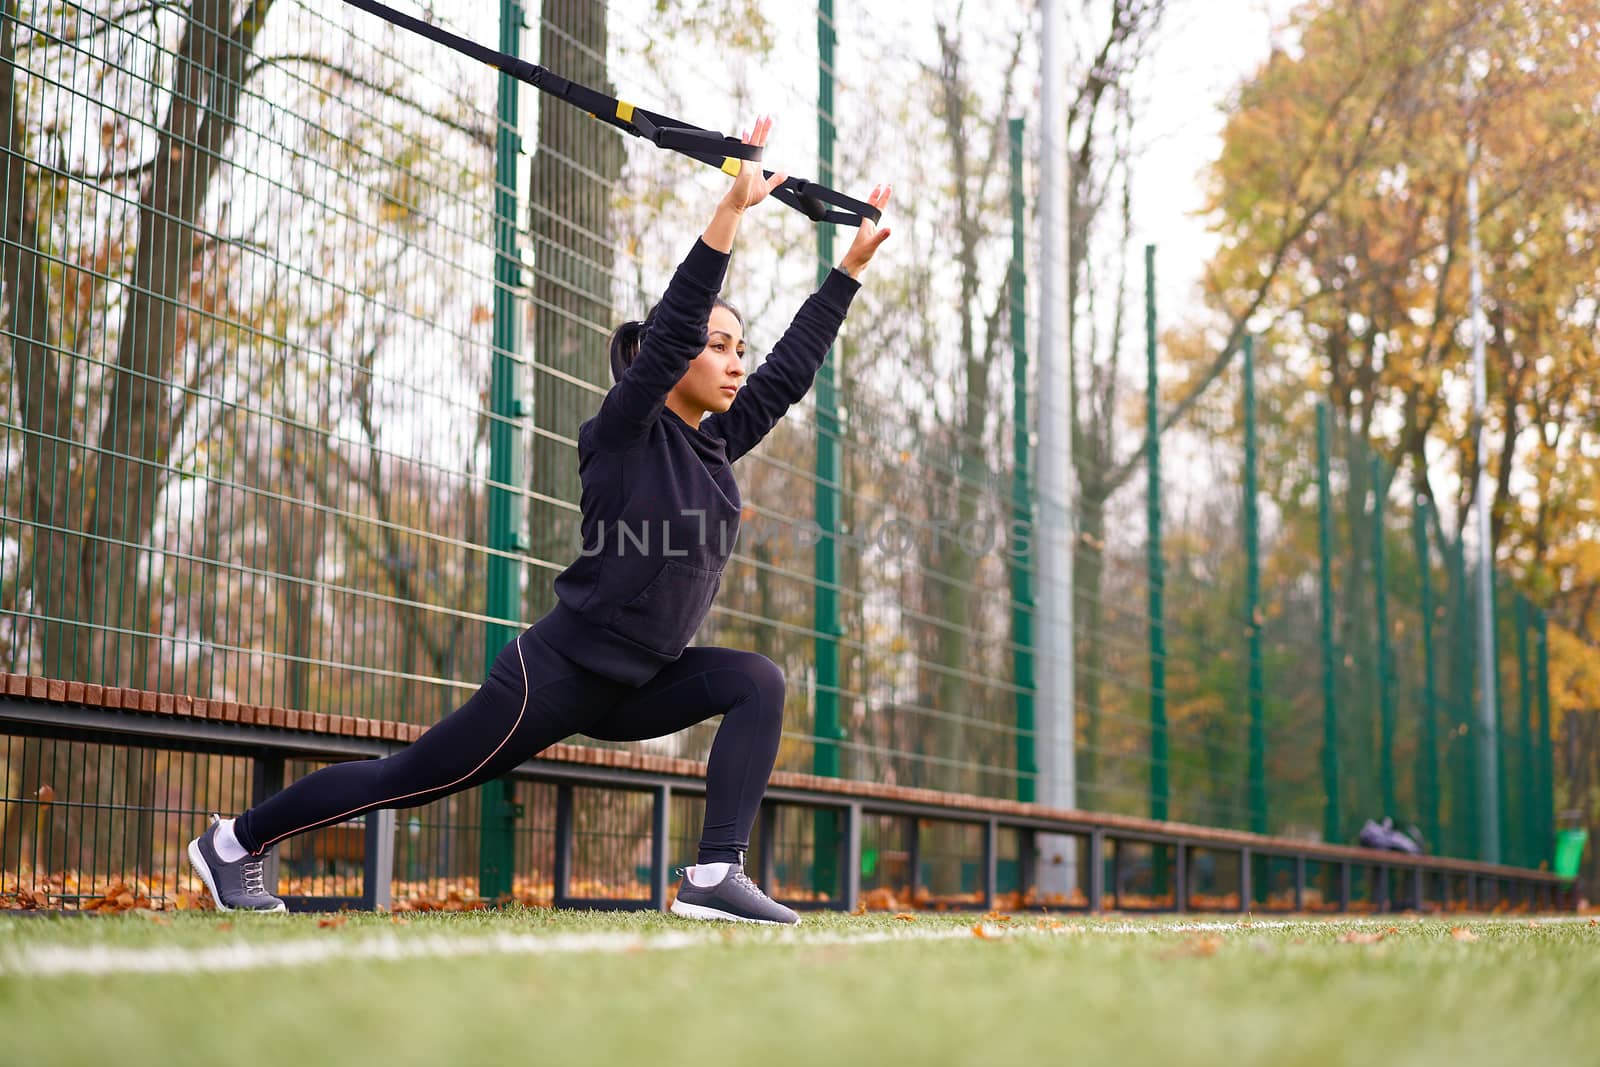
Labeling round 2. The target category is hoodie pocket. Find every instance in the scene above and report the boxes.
[608,559,722,655]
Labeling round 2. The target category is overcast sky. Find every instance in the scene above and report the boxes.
[1128,0,1301,329]
[582,0,1311,341]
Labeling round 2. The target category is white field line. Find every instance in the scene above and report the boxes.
[0,926,976,977]
[0,914,1590,978]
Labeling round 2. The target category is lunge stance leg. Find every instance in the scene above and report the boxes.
[188,629,611,910]
[580,645,786,865]
[580,646,797,925]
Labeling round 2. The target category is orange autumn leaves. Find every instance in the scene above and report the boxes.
[1337,924,1483,944]
[1194,0,1600,811]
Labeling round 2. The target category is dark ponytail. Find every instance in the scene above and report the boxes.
[607,311,654,384]
[608,297,746,383]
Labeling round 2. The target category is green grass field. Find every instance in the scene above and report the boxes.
[3,909,1596,1066]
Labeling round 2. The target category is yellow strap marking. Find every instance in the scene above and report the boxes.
[616,101,635,123]
[721,157,742,177]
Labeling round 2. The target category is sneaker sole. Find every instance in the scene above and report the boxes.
[186,837,287,914]
[669,897,799,926]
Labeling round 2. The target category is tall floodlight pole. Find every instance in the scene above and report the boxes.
[1466,95,1501,864]
[1034,0,1077,898]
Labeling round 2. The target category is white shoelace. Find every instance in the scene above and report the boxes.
[240,859,267,895]
[731,870,770,899]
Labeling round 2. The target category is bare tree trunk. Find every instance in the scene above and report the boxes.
[1061,3,1168,818]
[528,0,623,621]
[0,3,79,880]
[264,420,330,712]
[80,0,275,688]
[929,19,1017,786]
[1,7,81,679]
[107,1,274,876]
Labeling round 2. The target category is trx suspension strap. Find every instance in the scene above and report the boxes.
[340,0,882,227]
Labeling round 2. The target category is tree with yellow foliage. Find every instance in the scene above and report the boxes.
[1177,0,1598,880]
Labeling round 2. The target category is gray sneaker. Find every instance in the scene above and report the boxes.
[670,858,799,926]
[186,813,288,913]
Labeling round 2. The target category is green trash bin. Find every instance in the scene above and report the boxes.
[1554,829,1588,882]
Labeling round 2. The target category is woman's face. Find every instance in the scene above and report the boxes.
[672,305,746,419]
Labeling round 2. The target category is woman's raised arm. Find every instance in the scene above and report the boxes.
[703,115,787,251]
[590,118,787,450]
[700,184,892,461]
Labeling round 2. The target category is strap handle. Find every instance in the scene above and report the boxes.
[773,177,881,225]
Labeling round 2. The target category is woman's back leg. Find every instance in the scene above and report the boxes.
[232,630,602,857]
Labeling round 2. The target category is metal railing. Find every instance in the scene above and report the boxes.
[1,681,1568,914]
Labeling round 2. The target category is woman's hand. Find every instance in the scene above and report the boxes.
[718,115,788,215]
[839,184,892,279]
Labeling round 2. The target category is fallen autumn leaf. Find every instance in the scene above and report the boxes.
[1338,930,1385,944]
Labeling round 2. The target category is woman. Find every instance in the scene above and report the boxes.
[187,115,892,925]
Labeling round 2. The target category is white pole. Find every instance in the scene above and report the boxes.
[1466,124,1501,865]
[1034,0,1077,899]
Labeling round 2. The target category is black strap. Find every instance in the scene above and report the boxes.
[771,178,880,226]
[340,0,881,226]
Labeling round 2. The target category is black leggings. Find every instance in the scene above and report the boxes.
[233,624,787,866]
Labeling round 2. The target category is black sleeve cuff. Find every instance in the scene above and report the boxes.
[817,267,862,313]
[681,236,732,289]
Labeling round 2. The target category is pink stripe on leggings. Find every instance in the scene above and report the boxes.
[252,633,532,854]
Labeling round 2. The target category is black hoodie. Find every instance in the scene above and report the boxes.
[533,236,861,685]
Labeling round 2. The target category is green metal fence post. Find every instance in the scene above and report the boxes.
[1371,454,1395,819]
[811,0,843,896]
[1145,244,1170,897]
[1146,245,1167,824]
[1010,117,1036,804]
[1243,336,1265,837]
[1317,401,1341,844]
[479,0,528,901]
[1413,498,1440,851]
[1536,608,1553,868]
[1515,594,1535,870]
[1495,577,1512,867]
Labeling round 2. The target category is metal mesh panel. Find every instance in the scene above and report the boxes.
[0,0,1554,906]
[0,734,252,907]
